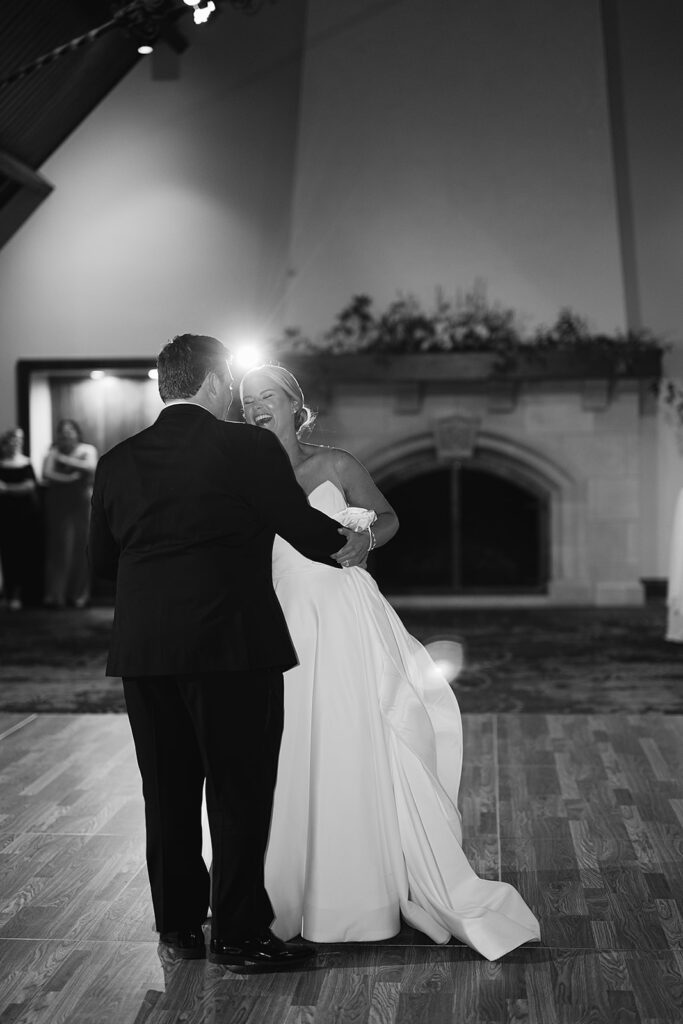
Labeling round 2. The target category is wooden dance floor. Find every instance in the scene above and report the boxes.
[0,710,682,1023]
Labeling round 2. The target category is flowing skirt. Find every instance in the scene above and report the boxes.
[254,562,540,961]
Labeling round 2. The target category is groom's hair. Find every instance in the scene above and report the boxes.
[157,334,231,402]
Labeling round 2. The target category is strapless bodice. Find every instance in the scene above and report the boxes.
[272,480,347,579]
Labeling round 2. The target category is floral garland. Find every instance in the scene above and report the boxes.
[275,286,665,376]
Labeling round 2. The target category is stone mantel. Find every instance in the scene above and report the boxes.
[280,350,662,418]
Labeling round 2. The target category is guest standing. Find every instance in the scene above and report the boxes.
[42,419,98,608]
[0,428,39,610]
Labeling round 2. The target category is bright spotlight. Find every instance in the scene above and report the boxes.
[183,0,201,5]
[424,638,464,685]
[193,1,216,25]
[90,370,106,380]
[137,44,153,55]
[233,345,263,371]
[148,368,159,380]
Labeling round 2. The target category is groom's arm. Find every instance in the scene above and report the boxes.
[246,428,343,566]
[88,458,120,580]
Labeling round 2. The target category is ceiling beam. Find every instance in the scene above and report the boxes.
[0,150,54,197]
[0,149,54,249]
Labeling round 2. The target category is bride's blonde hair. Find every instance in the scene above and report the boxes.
[240,364,316,437]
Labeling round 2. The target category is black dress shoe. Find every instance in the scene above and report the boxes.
[159,928,206,959]
[209,930,315,969]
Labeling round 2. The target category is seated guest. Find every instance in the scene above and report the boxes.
[0,428,39,610]
[42,419,98,608]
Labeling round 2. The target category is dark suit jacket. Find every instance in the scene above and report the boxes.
[88,404,343,676]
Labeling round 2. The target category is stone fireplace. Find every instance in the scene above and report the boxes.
[288,354,659,605]
[370,437,551,596]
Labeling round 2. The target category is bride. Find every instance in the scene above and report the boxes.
[210,363,540,960]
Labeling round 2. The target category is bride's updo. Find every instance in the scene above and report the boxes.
[240,364,316,437]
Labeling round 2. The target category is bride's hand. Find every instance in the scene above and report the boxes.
[333,527,371,568]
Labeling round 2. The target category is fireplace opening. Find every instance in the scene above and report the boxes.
[373,463,549,594]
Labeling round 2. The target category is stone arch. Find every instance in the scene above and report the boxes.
[363,429,585,598]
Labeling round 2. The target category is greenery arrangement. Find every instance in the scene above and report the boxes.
[659,379,683,430]
[275,285,665,376]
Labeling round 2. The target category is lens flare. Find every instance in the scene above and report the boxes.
[193,1,215,25]
[233,345,263,371]
[424,638,464,684]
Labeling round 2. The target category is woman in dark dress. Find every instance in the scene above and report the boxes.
[0,428,39,610]
[42,419,98,608]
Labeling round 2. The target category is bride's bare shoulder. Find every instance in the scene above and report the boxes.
[297,444,356,494]
[300,442,341,463]
[301,443,358,470]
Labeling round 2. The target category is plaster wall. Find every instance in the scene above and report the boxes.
[615,1,683,575]
[284,0,625,335]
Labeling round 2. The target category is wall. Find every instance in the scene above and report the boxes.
[0,0,307,420]
[283,0,625,336]
[614,0,683,573]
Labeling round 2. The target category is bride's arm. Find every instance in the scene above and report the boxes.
[333,449,399,557]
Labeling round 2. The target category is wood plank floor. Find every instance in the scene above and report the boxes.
[0,712,682,1023]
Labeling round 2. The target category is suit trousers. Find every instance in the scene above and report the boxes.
[122,669,284,940]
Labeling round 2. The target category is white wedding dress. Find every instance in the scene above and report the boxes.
[203,480,540,959]
[261,479,539,960]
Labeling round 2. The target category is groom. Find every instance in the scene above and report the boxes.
[88,334,351,968]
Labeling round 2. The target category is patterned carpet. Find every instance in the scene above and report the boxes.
[0,604,681,714]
